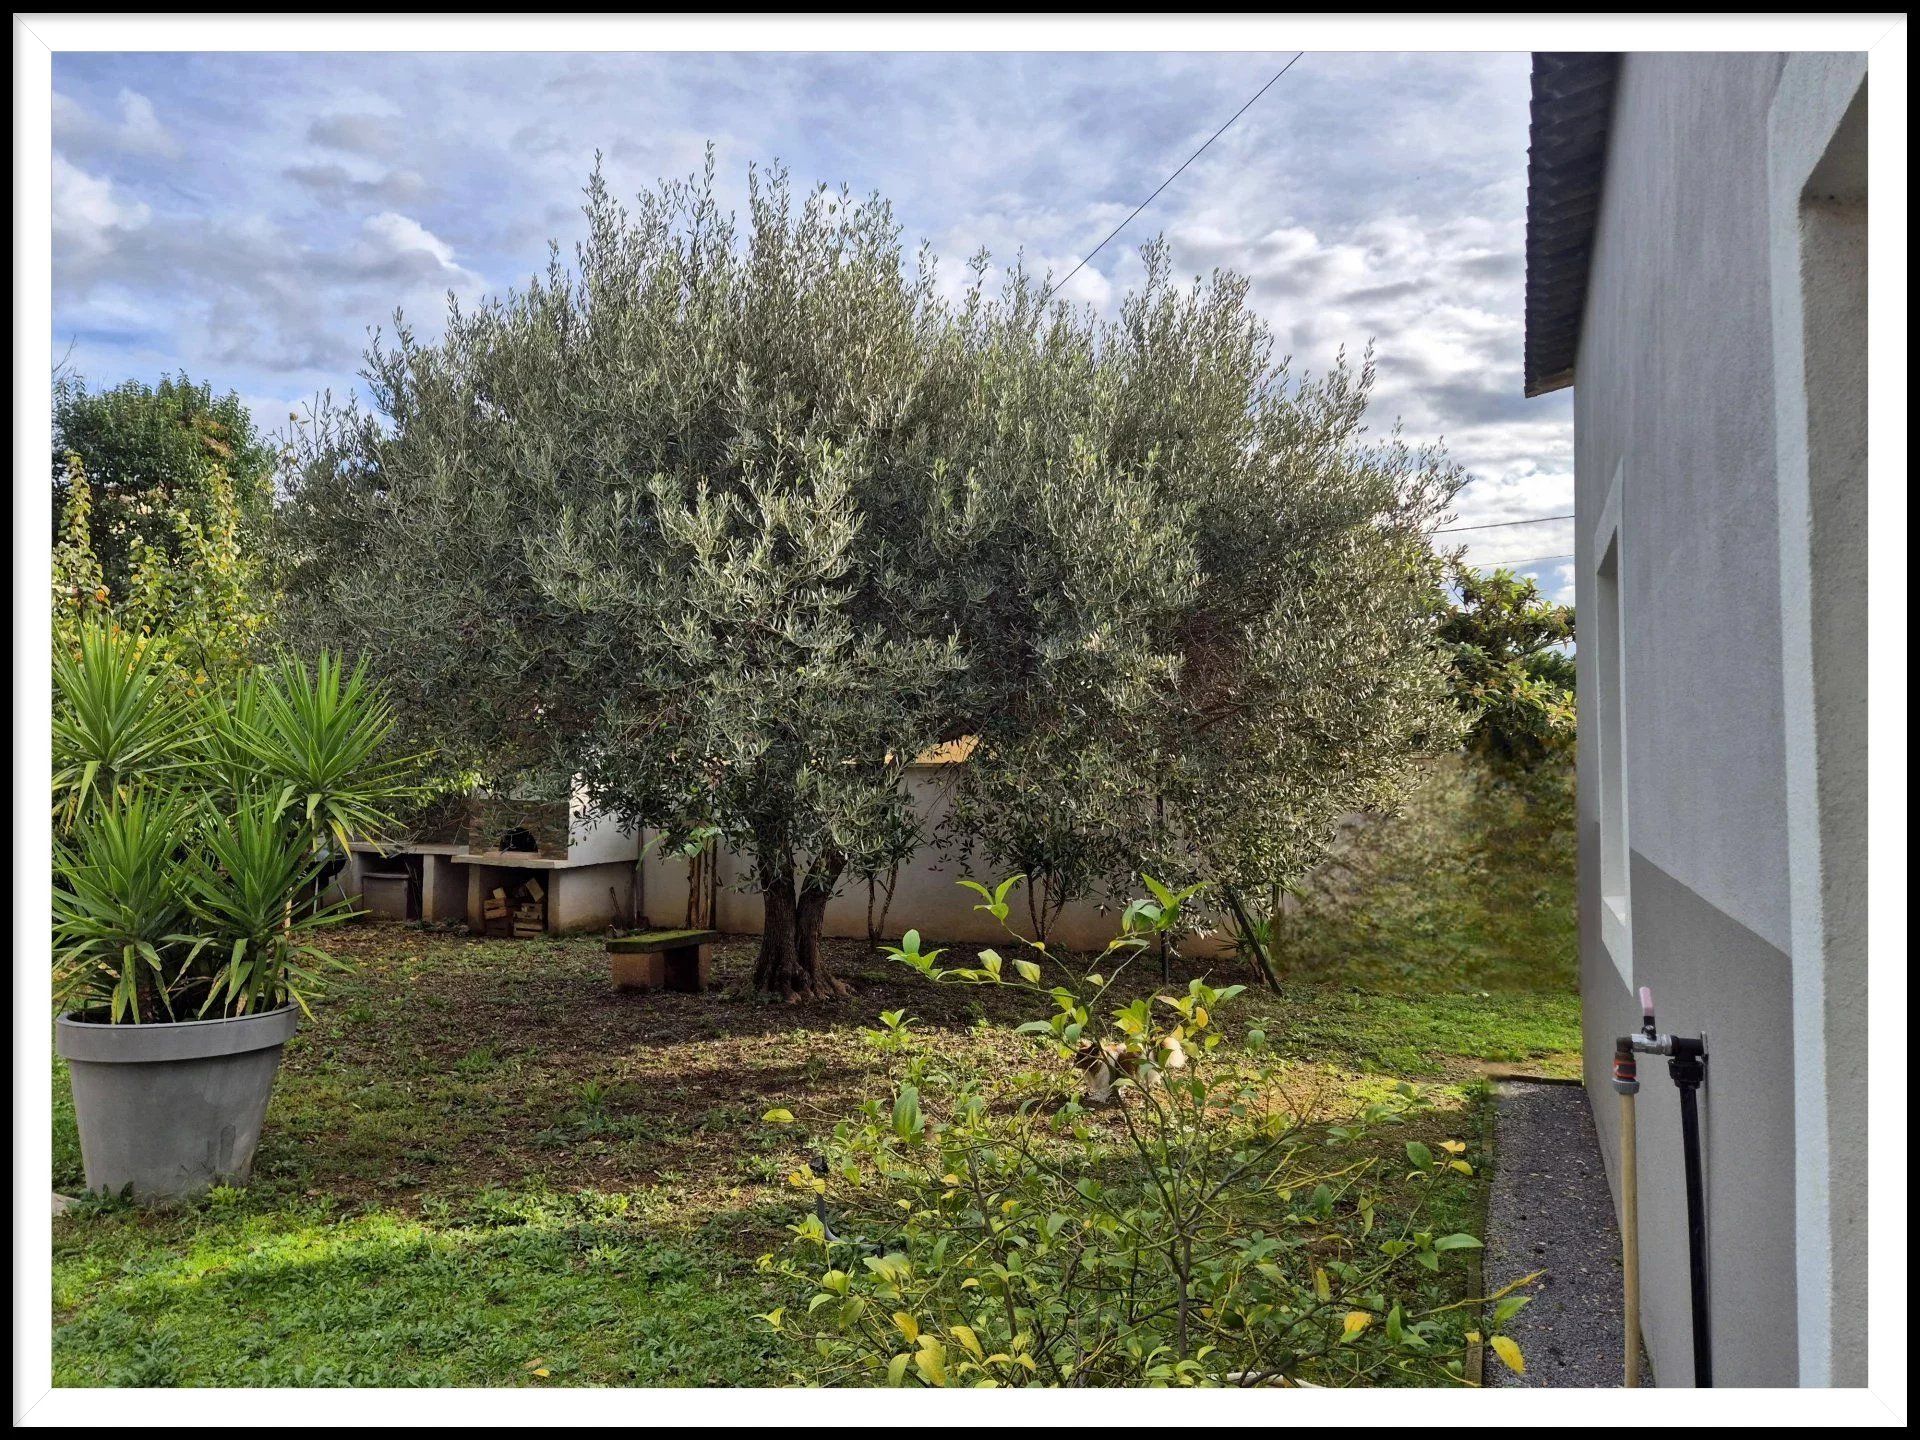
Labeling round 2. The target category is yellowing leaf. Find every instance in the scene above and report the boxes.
[1343,1311,1372,1336]
[762,1108,795,1125]
[1314,1267,1331,1301]
[892,1312,920,1343]
[1440,1139,1466,1154]
[1490,1335,1526,1375]
[914,1337,948,1386]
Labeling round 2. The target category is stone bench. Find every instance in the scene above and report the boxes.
[607,928,719,993]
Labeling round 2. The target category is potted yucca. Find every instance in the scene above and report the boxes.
[52,625,418,1204]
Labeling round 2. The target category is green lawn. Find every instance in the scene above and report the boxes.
[51,761,1577,1387]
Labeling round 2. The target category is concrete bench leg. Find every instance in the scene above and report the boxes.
[610,950,666,991]
[663,944,711,994]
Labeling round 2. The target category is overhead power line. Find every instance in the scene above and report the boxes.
[1041,53,1305,305]
[1468,551,1574,571]
[1436,513,1575,535]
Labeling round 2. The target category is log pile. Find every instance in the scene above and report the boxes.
[481,876,547,938]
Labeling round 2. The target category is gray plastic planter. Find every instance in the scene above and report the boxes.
[55,1004,299,1204]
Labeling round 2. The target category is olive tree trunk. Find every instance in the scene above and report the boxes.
[751,841,849,1001]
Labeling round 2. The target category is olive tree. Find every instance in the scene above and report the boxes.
[944,247,1466,956]
[279,159,973,998]
[280,156,1463,999]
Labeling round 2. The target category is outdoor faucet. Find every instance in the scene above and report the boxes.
[1613,983,1713,1387]
[1629,985,1674,1056]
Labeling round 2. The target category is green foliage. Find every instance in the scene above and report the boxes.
[180,789,352,1019]
[51,790,195,1024]
[51,623,421,1021]
[761,881,1532,1386]
[947,291,1467,912]
[1439,564,1575,769]
[52,374,276,680]
[52,925,1548,1387]
[277,153,1465,995]
[227,651,424,857]
[50,625,198,829]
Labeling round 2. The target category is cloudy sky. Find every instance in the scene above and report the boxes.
[50,49,1574,598]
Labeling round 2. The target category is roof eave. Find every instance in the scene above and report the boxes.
[1522,53,1619,397]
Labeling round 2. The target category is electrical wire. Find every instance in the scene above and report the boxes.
[1040,54,1305,305]
[1436,513,1574,534]
[1033,60,1576,571]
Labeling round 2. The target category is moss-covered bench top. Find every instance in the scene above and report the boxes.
[607,929,719,953]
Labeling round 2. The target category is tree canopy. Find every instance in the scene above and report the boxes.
[1438,563,1576,769]
[279,155,1466,997]
[53,374,277,596]
[52,374,276,682]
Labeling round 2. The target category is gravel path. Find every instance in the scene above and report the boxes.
[1485,1080,1647,1387]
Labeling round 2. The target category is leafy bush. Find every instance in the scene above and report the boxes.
[51,623,421,1022]
[760,879,1532,1386]
[52,374,276,686]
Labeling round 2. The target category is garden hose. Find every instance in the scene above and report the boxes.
[1611,1035,1641,1387]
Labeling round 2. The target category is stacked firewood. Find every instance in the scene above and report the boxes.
[481,876,547,937]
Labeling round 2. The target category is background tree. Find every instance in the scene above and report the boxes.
[1438,562,1576,769]
[53,374,277,599]
[52,375,274,683]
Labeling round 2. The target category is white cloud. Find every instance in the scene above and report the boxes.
[51,154,149,259]
[52,88,180,160]
[360,212,461,272]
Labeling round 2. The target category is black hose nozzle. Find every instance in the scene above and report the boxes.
[1668,1034,1707,1090]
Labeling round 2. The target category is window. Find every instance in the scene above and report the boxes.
[1593,465,1632,982]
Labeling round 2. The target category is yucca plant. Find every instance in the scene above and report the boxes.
[181,790,356,1017]
[226,651,416,857]
[51,625,196,832]
[51,790,194,1022]
[51,622,423,1023]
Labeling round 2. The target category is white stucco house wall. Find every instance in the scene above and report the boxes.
[1524,52,1868,1386]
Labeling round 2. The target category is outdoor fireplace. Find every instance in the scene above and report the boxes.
[342,789,640,936]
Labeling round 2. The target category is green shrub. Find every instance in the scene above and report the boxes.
[760,879,1533,1386]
